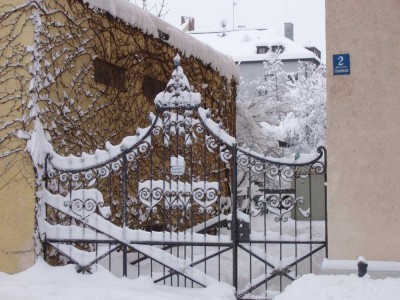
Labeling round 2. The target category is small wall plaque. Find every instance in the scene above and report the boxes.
[333,54,350,76]
[170,156,185,176]
[171,166,185,176]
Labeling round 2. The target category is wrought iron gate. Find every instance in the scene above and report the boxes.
[38,58,327,299]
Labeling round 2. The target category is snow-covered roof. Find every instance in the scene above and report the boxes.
[190,29,320,63]
[82,0,239,80]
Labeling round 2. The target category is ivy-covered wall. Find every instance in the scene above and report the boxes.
[0,0,237,272]
[38,0,236,155]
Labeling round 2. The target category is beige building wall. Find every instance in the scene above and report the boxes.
[326,0,400,261]
[0,2,36,273]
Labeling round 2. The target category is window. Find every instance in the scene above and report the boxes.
[287,73,298,83]
[306,47,321,59]
[94,59,126,91]
[264,74,275,81]
[271,45,285,53]
[142,76,167,101]
[256,46,269,54]
[278,140,288,148]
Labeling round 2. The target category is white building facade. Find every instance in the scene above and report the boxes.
[191,28,321,100]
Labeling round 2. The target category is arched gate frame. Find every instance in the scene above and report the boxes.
[38,58,327,299]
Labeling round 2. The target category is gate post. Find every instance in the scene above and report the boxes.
[231,144,238,293]
[323,147,328,258]
[122,151,128,277]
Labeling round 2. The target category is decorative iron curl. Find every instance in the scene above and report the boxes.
[165,190,177,198]
[251,198,268,217]
[65,198,97,218]
[266,195,281,209]
[151,187,163,202]
[111,160,122,172]
[192,188,205,203]
[162,111,172,124]
[126,151,137,162]
[295,197,311,218]
[206,188,219,202]
[193,122,205,135]
[138,187,152,202]
[59,173,69,182]
[261,195,309,222]
[177,121,187,136]
[266,164,280,177]
[237,153,251,169]
[281,166,295,181]
[312,161,325,174]
[47,169,56,180]
[152,125,162,136]
[251,160,264,174]
[84,171,94,181]
[275,214,289,222]
[71,173,80,182]
[168,122,178,137]
[219,148,232,164]
[280,195,295,210]
[205,135,218,152]
[317,146,327,159]
[138,141,151,156]
[97,165,110,178]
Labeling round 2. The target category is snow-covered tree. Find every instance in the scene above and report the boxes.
[237,47,326,156]
[235,53,294,197]
[236,52,293,154]
[263,62,327,154]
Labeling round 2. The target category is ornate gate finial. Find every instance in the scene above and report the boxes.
[154,54,201,109]
[173,53,180,67]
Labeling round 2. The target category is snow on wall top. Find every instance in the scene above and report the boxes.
[82,0,239,80]
[190,29,320,63]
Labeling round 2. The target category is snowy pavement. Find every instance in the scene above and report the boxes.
[0,258,235,300]
[275,273,400,300]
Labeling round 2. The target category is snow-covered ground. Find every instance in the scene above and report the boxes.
[0,258,235,300]
[3,259,400,300]
[275,273,400,300]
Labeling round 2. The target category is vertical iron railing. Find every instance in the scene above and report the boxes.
[122,151,128,277]
[231,144,238,292]
[324,148,328,258]
[43,153,50,263]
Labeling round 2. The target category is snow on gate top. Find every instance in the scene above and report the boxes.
[32,58,234,171]
[154,54,201,108]
[82,0,239,81]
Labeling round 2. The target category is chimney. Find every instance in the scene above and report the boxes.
[284,23,294,41]
[181,16,195,32]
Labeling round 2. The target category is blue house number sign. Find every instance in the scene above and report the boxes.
[333,54,350,75]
